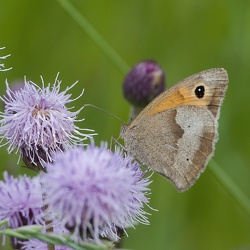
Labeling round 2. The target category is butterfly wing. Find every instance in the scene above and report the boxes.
[122,68,228,191]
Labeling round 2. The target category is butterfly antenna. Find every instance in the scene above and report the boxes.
[84,104,125,125]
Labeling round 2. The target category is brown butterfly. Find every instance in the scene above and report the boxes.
[121,68,228,192]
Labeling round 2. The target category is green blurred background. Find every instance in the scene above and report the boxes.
[0,0,250,249]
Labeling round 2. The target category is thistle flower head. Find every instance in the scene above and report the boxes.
[0,172,43,228]
[0,75,95,169]
[123,60,165,107]
[0,172,43,248]
[42,144,152,243]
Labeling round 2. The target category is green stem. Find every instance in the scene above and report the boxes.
[209,159,250,215]
[57,0,129,74]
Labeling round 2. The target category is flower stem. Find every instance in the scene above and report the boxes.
[209,159,250,215]
[56,0,129,74]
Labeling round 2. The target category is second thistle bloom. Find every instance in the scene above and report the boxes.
[0,75,94,169]
[42,144,152,243]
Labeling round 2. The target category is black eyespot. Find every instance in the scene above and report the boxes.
[195,85,205,98]
[186,158,189,161]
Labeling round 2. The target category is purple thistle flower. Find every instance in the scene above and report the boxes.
[0,172,43,227]
[42,144,152,243]
[0,172,43,248]
[0,74,95,169]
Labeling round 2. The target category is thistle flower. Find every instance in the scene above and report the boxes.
[123,60,165,107]
[0,172,43,227]
[42,144,152,243]
[0,172,43,248]
[0,75,95,170]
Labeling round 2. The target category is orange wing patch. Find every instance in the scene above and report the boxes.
[148,85,211,116]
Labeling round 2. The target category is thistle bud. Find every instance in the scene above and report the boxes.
[123,60,165,107]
